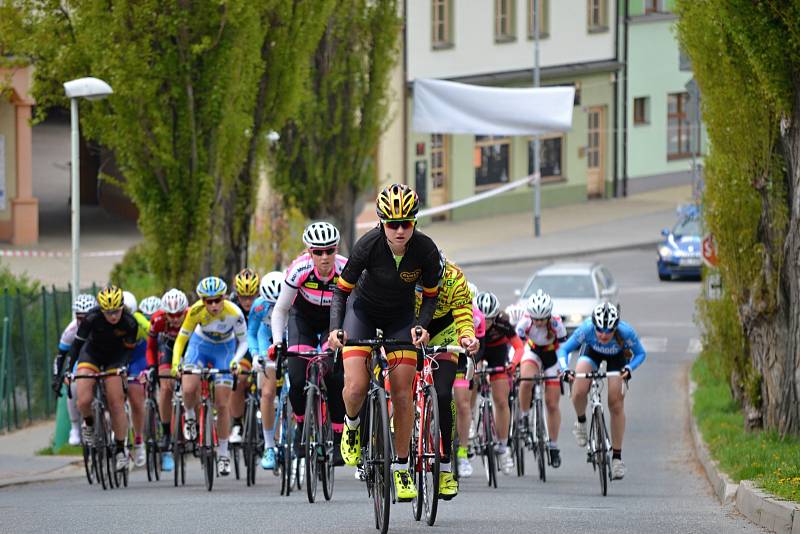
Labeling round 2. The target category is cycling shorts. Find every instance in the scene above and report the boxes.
[427,312,458,364]
[577,345,627,372]
[76,342,128,374]
[520,346,560,382]
[157,339,174,371]
[128,341,148,379]
[182,336,236,387]
[341,296,416,367]
[287,308,330,351]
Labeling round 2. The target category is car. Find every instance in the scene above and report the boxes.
[515,262,619,333]
[657,204,702,281]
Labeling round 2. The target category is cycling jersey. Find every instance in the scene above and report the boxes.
[482,311,523,371]
[247,297,274,358]
[515,314,567,373]
[556,319,646,371]
[129,311,151,376]
[272,252,347,344]
[146,309,182,368]
[58,320,79,355]
[330,226,441,331]
[415,260,475,341]
[473,305,486,339]
[230,294,253,321]
[171,299,248,368]
[67,309,139,371]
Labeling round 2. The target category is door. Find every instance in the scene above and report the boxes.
[429,134,450,220]
[586,106,606,198]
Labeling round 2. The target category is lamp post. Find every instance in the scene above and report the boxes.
[532,0,541,237]
[63,77,113,303]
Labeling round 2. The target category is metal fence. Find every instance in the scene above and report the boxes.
[0,285,93,432]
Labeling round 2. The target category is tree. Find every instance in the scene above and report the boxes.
[676,0,800,435]
[271,0,402,252]
[0,0,333,288]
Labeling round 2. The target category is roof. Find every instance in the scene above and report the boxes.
[535,262,599,276]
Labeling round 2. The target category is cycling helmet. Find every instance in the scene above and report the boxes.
[376,184,419,220]
[505,303,526,326]
[526,289,553,320]
[196,276,227,299]
[72,294,97,314]
[259,271,284,303]
[161,288,188,314]
[302,221,340,249]
[97,285,124,311]
[234,268,260,297]
[122,291,137,314]
[467,282,479,302]
[592,302,619,332]
[139,296,162,318]
[475,291,500,319]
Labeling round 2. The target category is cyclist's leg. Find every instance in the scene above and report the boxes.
[605,354,627,451]
[260,368,277,438]
[433,358,458,461]
[453,368,472,447]
[229,352,251,437]
[75,364,97,418]
[485,345,510,442]
[103,370,129,445]
[340,299,374,420]
[383,313,417,462]
[213,339,237,444]
[571,347,596,417]
[128,343,147,443]
[180,336,209,428]
[158,348,175,438]
[519,348,541,414]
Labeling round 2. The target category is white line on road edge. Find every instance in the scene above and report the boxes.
[0,249,126,258]
[641,337,668,353]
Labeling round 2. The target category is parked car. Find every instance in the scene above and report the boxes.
[657,205,702,281]
[515,262,619,333]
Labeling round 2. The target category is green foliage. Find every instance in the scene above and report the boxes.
[271,0,402,249]
[109,245,163,298]
[692,353,800,502]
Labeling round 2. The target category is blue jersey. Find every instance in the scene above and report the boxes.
[556,319,646,371]
[247,297,275,358]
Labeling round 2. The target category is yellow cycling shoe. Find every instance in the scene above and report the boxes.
[340,426,361,466]
[438,471,458,500]
[393,469,417,502]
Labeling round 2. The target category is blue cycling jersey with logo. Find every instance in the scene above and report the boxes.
[556,319,646,371]
[247,296,274,358]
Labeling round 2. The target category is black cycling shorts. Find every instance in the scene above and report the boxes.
[341,296,416,365]
[76,342,129,373]
[578,345,627,372]
[287,308,330,350]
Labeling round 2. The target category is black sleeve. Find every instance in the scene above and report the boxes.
[476,336,486,361]
[66,313,93,369]
[330,231,372,331]
[416,238,443,328]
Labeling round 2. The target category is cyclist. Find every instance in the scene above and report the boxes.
[145,288,189,472]
[52,294,98,446]
[475,291,523,475]
[514,290,567,468]
[271,222,347,467]
[123,291,151,468]
[246,271,284,469]
[228,268,260,447]
[415,254,479,499]
[139,296,162,320]
[558,302,646,480]
[328,184,441,502]
[60,285,139,471]
[454,282,484,478]
[171,276,248,476]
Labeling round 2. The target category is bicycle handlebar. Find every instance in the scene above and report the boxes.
[421,345,467,355]
[572,371,622,379]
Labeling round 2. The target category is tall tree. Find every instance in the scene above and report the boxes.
[0,0,333,288]
[677,0,800,435]
[271,0,402,251]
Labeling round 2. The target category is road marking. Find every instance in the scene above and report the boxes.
[687,338,702,354]
[641,337,668,353]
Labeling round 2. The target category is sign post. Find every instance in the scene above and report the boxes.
[702,233,721,299]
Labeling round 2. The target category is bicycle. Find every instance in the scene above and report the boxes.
[171,377,190,487]
[508,369,527,477]
[273,353,297,497]
[142,369,164,482]
[568,370,625,496]
[471,364,508,489]
[411,342,467,526]
[341,329,413,534]
[518,374,552,482]
[235,365,265,487]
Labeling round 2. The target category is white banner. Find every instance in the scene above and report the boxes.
[412,78,575,136]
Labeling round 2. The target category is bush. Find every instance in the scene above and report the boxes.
[109,244,164,298]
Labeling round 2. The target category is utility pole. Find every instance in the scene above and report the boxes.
[533,0,541,237]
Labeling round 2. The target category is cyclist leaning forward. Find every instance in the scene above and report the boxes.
[228,268,261,446]
[271,222,348,466]
[59,285,139,471]
[415,254,479,498]
[171,276,248,476]
[328,183,441,502]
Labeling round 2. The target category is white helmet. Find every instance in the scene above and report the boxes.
[526,289,553,320]
[122,291,137,314]
[505,303,526,326]
[139,296,162,318]
[592,302,619,332]
[72,294,97,314]
[260,271,284,303]
[466,281,478,302]
[475,291,500,319]
[161,288,188,314]
[302,221,340,249]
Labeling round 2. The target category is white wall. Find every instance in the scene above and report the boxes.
[407,0,616,81]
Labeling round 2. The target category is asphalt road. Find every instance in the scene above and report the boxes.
[0,249,760,533]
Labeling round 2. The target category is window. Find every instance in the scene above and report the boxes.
[645,0,668,13]
[474,136,511,188]
[430,134,448,190]
[528,0,548,38]
[587,0,608,32]
[432,0,453,48]
[667,92,693,159]
[633,97,650,125]
[495,0,516,42]
[528,135,564,181]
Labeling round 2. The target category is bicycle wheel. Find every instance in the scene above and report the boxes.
[370,391,391,534]
[232,445,241,481]
[96,446,108,490]
[593,406,608,496]
[244,400,257,487]
[480,403,497,488]
[82,444,94,485]
[305,387,319,503]
[320,399,335,501]
[281,402,294,496]
[172,406,184,487]
[410,401,423,522]
[202,403,215,492]
[145,401,159,482]
[536,399,547,483]
[422,386,440,526]
[512,403,524,477]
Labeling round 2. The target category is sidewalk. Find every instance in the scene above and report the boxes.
[0,420,83,488]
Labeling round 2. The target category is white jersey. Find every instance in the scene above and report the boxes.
[516,315,566,348]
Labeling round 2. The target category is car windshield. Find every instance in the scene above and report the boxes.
[673,217,700,237]
[523,275,596,299]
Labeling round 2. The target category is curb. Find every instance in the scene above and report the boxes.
[688,371,800,533]
[0,461,84,489]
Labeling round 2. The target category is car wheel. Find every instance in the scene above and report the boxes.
[658,272,670,281]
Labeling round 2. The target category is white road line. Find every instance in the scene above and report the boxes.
[687,338,702,354]
[641,337,668,353]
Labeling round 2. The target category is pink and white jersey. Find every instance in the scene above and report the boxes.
[284,253,348,308]
[473,305,486,339]
[516,315,566,350]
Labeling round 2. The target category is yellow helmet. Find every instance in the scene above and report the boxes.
[376,184,419,220]
[97,285,124,311]
[234,268,260,297]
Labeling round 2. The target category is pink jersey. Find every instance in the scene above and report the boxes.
[473,305,486,338]
[284,253,348,307]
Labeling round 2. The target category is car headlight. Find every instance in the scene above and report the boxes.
[567,314,583,325]
[658,245,674,260]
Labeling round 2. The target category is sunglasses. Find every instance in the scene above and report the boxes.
[311,247,337,257]
[203,297,224,305]
[166,312,185,321]
[595,327,615,335]
[383,219,415,230]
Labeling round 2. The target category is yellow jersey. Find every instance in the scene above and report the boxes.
[416,261,474,340]
[171,299,248,368]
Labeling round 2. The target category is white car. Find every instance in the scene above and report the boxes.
[515,262,620,333]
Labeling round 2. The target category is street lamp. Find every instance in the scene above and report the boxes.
[63,77,113,303]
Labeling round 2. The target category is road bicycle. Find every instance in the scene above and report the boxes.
[235,365,265,487]
[508,368,527,477]
[517,374,553,482]
[471,364,508,489]
[273,352,298,497]
[142,369,168,482]
[171,377,190,487]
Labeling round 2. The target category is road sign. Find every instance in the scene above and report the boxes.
[702,233,718,268]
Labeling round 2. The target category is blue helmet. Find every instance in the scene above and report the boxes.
[196,276,227,299]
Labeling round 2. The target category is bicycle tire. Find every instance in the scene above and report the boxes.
[108,445,119,489]
[145,401,157,482]
[422,386,440,526]
[244,400,257,487]
[305,386,319,503]
[281,402,294,496]
[232,445,241,481]
[593,405,608,496]
[83,444,94,485]
[202,403,215,492]
[96,446,108,490]
[370,390,391,534]
[172,405,184,487]
[512,402,525,477]
[536,399,547,483]
[320,398,335,501]
[481,403,497,488]
[410,400,423,522]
